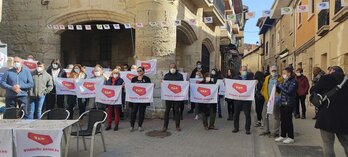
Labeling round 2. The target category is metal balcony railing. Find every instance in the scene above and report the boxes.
[335,0,344,14]
[318,9,330,30]
[213,0,226,18]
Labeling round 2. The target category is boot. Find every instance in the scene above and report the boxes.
[227,114,233,121]
[301,113,306,119]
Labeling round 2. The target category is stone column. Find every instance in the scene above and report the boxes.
[134,0,178,118]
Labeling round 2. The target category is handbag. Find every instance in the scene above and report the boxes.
[310,77,348,108]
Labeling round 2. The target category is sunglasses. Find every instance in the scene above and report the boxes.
[137,70,143,72]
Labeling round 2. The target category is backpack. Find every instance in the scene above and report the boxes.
[310,77,348,108]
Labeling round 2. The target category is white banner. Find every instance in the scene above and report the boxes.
[190,84,218,103]
[161,81,189,101]
[120,71,138,85]
[22,60,38,72]
[14,129,63,157]
[136,59,157,75]
[125,83,154,103]
[75,78,104,98]
[281,7,293,15]
[0,129,12,157]
[262,10,272,17]
[189,78,203,84]
[267,85,276,114]
[224,79,257,101]
[297,5,309,13]
[217,79,225,96]
[95,84,123,105]
[54,78,76,95]
[317,2,330,10]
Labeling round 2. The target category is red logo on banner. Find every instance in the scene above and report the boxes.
[232,83,247,93]
[168,84,182,94]
[141,63,151,70]
[62,81,75,90]
[133,86,146,96]
[126,73,136,80]
[83,82,95,91]
[197,87,211,97]
[23,61,37,69]
[27,132,53,145]
[102,88,115,98]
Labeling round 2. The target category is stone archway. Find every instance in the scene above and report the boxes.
[201,38,214,72]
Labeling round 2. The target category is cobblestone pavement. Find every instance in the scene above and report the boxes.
[65,104,346,157]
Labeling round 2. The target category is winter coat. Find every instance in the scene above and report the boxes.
[295,75,310,96]
[277,76,298,107]
[163,71,184,81]
[261,75,283,101]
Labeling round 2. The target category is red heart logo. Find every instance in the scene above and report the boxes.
[232,83,247,93]
[83,82,95,91]
[168,84,182,94]
[141,63,151,70]
[126,73,136,80]
[23,61,37,69]
[102,88,115,98]
[62,81,75,90]
[27,132,53,145]
[132,86,146,96]
[197,87,211,97]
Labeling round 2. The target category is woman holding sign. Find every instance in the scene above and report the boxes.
[199,73,218,130]
[67,64,87,119]
[130,67,151,132]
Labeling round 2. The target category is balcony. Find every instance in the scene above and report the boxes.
[220,22,232,45]
[204,0,226,26]
[231,23,240,34]
[191,0,212,10]
[332,0,348,22]
[317,10,330,36]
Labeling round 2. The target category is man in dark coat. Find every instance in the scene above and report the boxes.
[310,66,348,157]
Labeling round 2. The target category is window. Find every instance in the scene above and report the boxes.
[321,53,328,70]
[310,0,315,14]
[265,42,269,56]
[271,34,275,47]
[298,2,302,26]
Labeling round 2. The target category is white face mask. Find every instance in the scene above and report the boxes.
[241,71,247,76]
[197,64,202,68]
[113,74,119,78]
[14,62,21,69]
[271,72,277,77]
[170,68,176,74]
[205,77,211,82]
[74,68,80,73]
[195,75,200,78]
[52,63,59,69]
[27,58,33,61]
[131,69,136,72]
[282,74,288,79]
[211,71,216,75]
[296,72,301,76]
[37,67,44,73]
[94,72,101,77]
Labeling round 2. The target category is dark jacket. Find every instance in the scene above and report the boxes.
[295,75,310,96]
[47,68,67,94]
[164,71,183,81]
[232,75,253,105]
[190,68,206,78]
[131,76,151,83]
[277,76,298,107]
[312,71,325,86]
[310,73,348,134]
[0,68,34,97]
[255,79,264,101]
[211,74,222,84]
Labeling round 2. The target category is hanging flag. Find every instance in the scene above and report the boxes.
[136,59,157,75]
[53,25,59,30]
[103,24,110,30]
[124,23,132,29]
[160,21,169,27]
[174,20,181,26]
[149,22,158,27]
[47,25,53,29]
[96,24,103,30]
[76,25,83,30]
[59,25,65,30]
[75,78,104,98]
[297,5,309,13]
[67,25,74,30]
[22,60,38,72]
[266,85,276,114]
[136,23,144,28]
[95,84,123,105]
[317,2,330,10]
[343,0,348,6]
[161,81,189,101]
[113,24,120,29]
[125,83,154,103]
[85,25,92,30]
[226,14,236,21]
[190,84,218,103]
[281,7,293,15]
[188,19,197,26]
[245,12,256,19]
[120,71,138,85]
[54,78,76,95]
[224,79,257,101]
[203,17,213,24]
[262,10,272,17]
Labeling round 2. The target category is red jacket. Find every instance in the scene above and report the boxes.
[295,75,310,96]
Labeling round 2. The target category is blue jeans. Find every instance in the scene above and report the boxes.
[28,96,46,119]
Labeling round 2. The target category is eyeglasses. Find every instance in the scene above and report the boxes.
[137,70,143,72]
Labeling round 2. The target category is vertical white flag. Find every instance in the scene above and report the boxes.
[161,81,189,101]
[297,5,309,13]
[190,84,218,103]
[75,78,104,98]
[281,7,293,15]
[267,85,276,114]
[113,24,121,29]
[317,2,330,10]
[262,10,272,17]
[95,84,123,105]
[174,20,182,26]
[125,83,154,103]
[224,79,257,101]
[204,17,213,24]
[136,59,157,75]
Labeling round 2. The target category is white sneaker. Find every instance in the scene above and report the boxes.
[194,115,199,120]
[138,127,143,132]
[130,127,134,132]
[275,137,286,142]
[283,138,294,144]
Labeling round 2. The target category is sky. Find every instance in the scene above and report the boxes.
[243,0,275,44]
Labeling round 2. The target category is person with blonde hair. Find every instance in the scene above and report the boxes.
[67,64,87,119]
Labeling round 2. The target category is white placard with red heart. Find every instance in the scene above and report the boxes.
[189,84,218,104]
[22,60,38,72]
[75,78,104,98]
[54,78,76,95]
[13,129,63,157]
[125,83,154,103]
[161,81,189,101]
[136,59,157,75]
[120,71,138,85]
[224,79,256,101]
[0,129,13,157]
[95,84,122,105]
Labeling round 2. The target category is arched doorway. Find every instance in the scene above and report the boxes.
[60,21,135,68]
[201,44,210,72]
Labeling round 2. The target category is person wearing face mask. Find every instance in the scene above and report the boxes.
[275,67,298,144]
[130,65,138,72]
[190,61,206,79]
[28,62,53,119]
[130,67,151,132]
[260,66,283,137]
[198,73,218,130]
[123,64,130,71]
[67,64,87,119]
[311,67,325,120]
[89,65,108,110]
[0,56,34,119]
[190,71,204,120]
[161,63,184,132]
[232,66,253,135]
[104,69,125,131]
[27,55,34,61]
[46,59,67,110]
[294,68,310,119]
[211,68,223,118]
[254,71,265,127]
